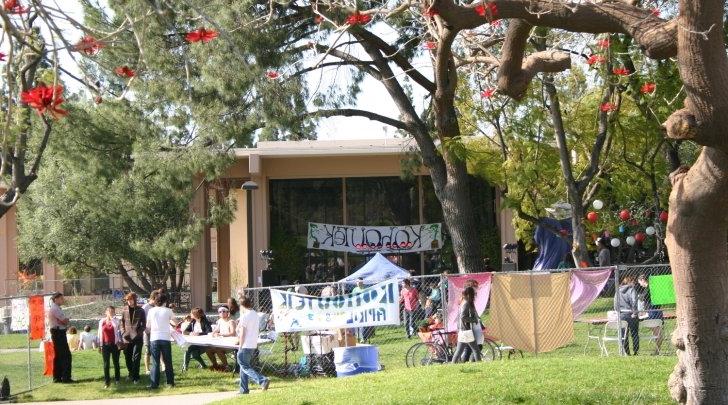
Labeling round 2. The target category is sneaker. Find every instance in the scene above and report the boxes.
[261,379,270,391]
[146,385,159,390]
[104,384,110,389]
[239,390,250,395]
[132,380,139,385]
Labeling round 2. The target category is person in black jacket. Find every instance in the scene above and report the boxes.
[120,293,146,383]
[182,307,212,370]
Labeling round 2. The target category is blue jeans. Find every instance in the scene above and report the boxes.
[237,348,268,394]
[149,340,174,387]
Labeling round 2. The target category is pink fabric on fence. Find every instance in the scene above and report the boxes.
[570,268,613,319]
[446,273,492,332]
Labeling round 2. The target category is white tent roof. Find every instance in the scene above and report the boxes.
[339,253,411,284]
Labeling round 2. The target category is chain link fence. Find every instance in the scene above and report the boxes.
[0,294,53,397]
[231,264,676,376]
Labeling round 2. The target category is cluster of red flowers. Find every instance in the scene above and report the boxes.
[345,11,372,25]
[612,67,630,76]
[600,102,617,112]
[74,36,105,56]
[114,66,136,78]
[4,0,29,14]
[481,88,496,99]
[21,84,68,118]
[185,27,219,43]
[422,41,437,50]
[587,55,606,65]
[640,82,656,94]
[423,6,439,18]
[650,8,660,16]
[0,52,6,62]
[596,38,610,49]
[266,71,280,80]
[474,2,498,20]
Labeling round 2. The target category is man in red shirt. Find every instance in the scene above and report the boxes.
[400,279,420,338]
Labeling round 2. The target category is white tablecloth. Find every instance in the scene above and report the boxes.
[171,331,273,350]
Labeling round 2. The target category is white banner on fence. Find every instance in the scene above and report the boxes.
[270,280,401,332]
[307,222,442,254]
[11,298,29,332]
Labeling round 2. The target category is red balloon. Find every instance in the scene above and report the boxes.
[635,232,647,243]
[619,209,631,221]
[586,211,599,223]
[659,211,669,223]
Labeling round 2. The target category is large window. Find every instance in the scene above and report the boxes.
[269,179,344,285]
[345,177,420,274]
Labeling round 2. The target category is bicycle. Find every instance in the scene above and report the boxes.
[405,329,498,367]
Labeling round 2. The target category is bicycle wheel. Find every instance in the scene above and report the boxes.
[409,342,448,366]
[480,339,497,361]
[405,344,418,368]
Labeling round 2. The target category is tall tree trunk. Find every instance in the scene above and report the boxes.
[667,149,728,404]
[568,195,591,266]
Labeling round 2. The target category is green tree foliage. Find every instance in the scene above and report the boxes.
[16,101,234,294]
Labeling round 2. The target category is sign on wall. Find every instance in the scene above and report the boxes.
[307,222,442,254]
[270,279,400,332]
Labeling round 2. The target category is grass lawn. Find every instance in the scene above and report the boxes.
[0,333,33,349]
[212,356,676,405]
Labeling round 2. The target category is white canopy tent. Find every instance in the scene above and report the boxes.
[339,253,411,284]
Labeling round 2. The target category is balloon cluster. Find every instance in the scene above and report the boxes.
[586,199,667,247]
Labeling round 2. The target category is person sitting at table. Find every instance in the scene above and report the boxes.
[206,305,237,371]
[637,274,664,351]
[182,307,212,371]
[614,275,640,355]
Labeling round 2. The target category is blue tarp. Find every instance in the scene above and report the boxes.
[533,217,573,271]
[339,253,410,284]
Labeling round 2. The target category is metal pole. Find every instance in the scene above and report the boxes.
[529,271,539,355]
[441,274,447,330]
[246,189,255,289]
[615,265,624,356]
[27,330,32,390]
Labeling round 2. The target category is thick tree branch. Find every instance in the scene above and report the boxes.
[433,0,677,59]
[305,109,410,131]
[497,20,571,99]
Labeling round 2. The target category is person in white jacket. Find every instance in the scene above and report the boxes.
[98,306,122,388]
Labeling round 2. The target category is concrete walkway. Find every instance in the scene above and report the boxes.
[29,391,241,405]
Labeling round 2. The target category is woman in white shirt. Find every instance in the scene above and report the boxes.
[206,305,237,370]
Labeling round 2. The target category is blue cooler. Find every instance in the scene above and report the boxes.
[333,344,380,377]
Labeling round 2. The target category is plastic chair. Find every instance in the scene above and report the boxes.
[583,323,602,355]
[600,320,627,357]
[639,318,664,354]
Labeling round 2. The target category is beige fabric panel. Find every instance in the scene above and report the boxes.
[489,272,574,353]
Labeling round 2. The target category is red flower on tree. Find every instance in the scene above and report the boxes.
[612,67,630,76]
[185,28,219,43]
[640,82,656,94]
[490,19,502,27]
[74,36,104,56]
[474,2,498,20]
[600,102,617,112]
[4,0,29,14]
[596,38,610,49]
[587,55,606,65]
[650,8,661,16]
[114,66,136,78]
[265,71,280,80]
[481,88,496,98]
[314,15,323,24]
[20,84,68,118]
[0,52,6,62]
[345,11,372,25]
[423,6,439,18]
[422,41,437,50]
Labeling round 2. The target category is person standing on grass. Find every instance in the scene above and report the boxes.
[141,290,160,375]
[146,292,175,389]
[614,275,640,355]
[98,306,122,388]
[452,287,482,363]
[47,292,73,383]
[236,298,270,395]
[120,292,146,384]
[400,279,420,339]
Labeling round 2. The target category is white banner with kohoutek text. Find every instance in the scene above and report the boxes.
[307,222,442,254]
[270,280,400,332]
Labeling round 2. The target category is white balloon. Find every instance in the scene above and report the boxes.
[645,226,656,236]
[626,236,636,246]
[610,238,621,247]
[592,200,604,210]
